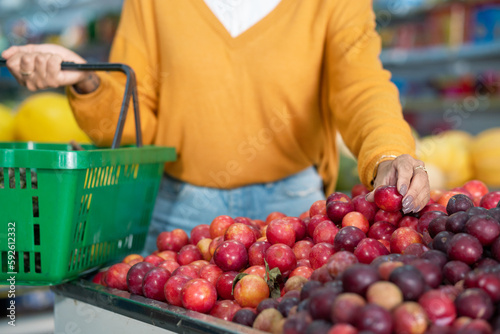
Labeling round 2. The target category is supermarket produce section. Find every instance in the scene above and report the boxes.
[43,182,500,333]
[1,0,500,333]
[52,279,260,334]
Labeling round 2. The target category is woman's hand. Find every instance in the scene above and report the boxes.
[365,154,430,214]
[2,44,99,93]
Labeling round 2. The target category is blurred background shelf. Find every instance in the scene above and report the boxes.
[402,96,500,111]
[373,0,500,136]
[381,41,500,66]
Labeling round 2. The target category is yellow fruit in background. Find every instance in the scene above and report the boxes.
[417,130,473,189]
[14,92,91,143]
[0,104,15,141]
[471,128,500,187]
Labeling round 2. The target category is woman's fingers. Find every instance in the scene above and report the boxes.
[403,165,430,214]
[46,53,64,88]
[391,154,415,197]
[366,155,430,214]
[3,44,87,90]
[33,53,52,89]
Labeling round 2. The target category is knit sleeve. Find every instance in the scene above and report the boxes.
[323,0,417,189]
[67,0,158,146]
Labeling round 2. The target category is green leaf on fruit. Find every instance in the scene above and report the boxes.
[264,259,282,299]
[231,273,248,296]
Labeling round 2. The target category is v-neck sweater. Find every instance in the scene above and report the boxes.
[67,0,416,194]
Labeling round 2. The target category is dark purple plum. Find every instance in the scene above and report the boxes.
[278,297,299,317]
[297,299,310,312]
[282,311,312,334]
[389,265,426,301]
[330,292,366,324]
[489,208,500,222]
[492,237,500,262]
[464,268,483,289]
[256,298,279,313]
[323,280,344,294]
[446,211,469,233]
[443,260,471,284]
[305,320,332,334]
[326,200,355,225]
[447,233,483,265]
[410,258,442,288]
[465,214,500,246]
[232,309,257,326]
[455,288,494,320]
[333,226,366,253]
[126,262,155,296]
[418,211,447,234]
[341,264,380,296]
[432,231,455,253]
[447,194,474,215]
[309,265,334,284]
[420,249,448,270]
[428,216,448,238]
[307,287,340,321]
[354,304,393,334]
[475,258,499,269]
[467,206,489,217]
[300,280,323,301]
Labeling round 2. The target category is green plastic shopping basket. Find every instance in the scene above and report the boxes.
[0,60,176,285]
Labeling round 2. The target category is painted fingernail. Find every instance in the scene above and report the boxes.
[399,184,408,196]
[402,195,413,209]
[403,203,415,214]
[412,205,421,213]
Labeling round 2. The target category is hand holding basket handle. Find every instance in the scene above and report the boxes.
[0,57,142,149]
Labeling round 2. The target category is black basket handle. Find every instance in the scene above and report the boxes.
[0,58,142,149]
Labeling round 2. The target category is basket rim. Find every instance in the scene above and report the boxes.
[0,142,176,169]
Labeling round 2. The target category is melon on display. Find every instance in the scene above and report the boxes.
[417,130,473,189]
[0,104,15,141]
[14,93,91,143]
[471,127,500,187]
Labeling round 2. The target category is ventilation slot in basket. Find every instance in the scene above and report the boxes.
[19,168,27,189]
[8,168,15,189]
[31,169,38,189]
[78,194,92,216]
[34,224,40,246]
[23,252,30,273]
[73,220,87,244]
[34,252,41,273]
[32,196,39,217]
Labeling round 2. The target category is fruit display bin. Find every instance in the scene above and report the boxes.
[51,279,260,334]
[0,60,176,285]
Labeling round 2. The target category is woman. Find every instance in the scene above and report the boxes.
[2,0,429,253]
